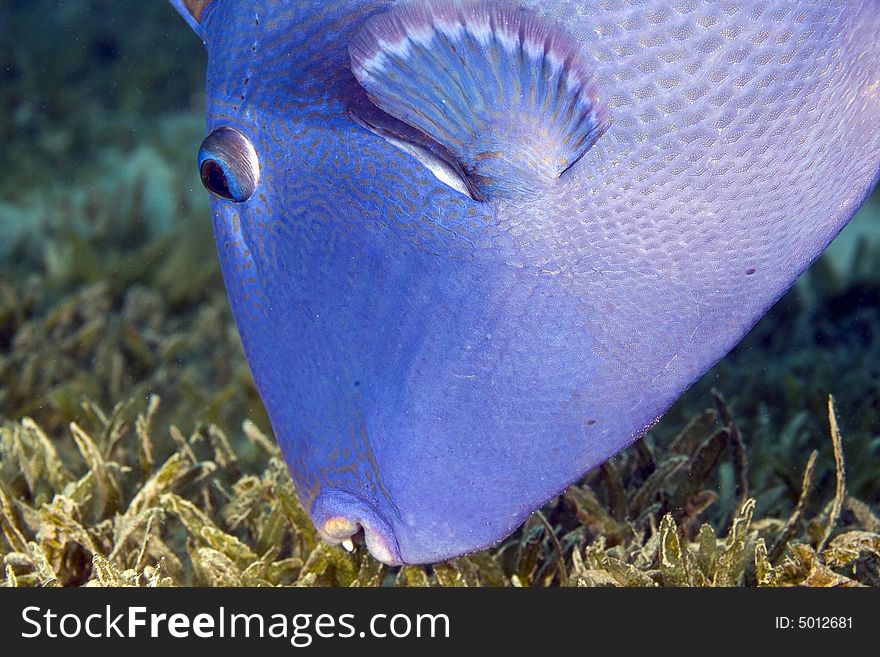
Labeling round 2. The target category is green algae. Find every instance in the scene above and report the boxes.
[1,387,877,587]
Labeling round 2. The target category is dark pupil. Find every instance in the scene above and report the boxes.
[201,160,232,199]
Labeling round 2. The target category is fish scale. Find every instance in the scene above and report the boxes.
[170,0,880,564]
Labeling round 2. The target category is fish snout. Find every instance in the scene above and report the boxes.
[311,491,402,565]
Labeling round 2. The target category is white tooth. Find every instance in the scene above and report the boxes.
[342,539,355,553]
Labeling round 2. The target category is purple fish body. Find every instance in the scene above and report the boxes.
[170,0,880,564]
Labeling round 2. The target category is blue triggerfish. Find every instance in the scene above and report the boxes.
[169,0,880,564]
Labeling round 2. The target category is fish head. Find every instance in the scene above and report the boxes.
[172,0,499,565]
[170,0,880,565]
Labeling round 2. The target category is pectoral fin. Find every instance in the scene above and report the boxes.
[169,0,213,35]
[349,0,611,201]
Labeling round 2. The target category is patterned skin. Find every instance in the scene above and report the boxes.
[170,0,880,564]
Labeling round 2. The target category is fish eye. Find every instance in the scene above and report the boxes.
[197,127,259,202]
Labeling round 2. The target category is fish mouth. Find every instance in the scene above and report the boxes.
[312,491,402,565]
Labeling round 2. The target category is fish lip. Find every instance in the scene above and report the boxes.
[312,491,403,566]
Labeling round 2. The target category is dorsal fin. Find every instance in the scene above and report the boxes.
[349,0,611,201]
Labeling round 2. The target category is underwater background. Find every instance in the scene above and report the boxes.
[0,1,878,586]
